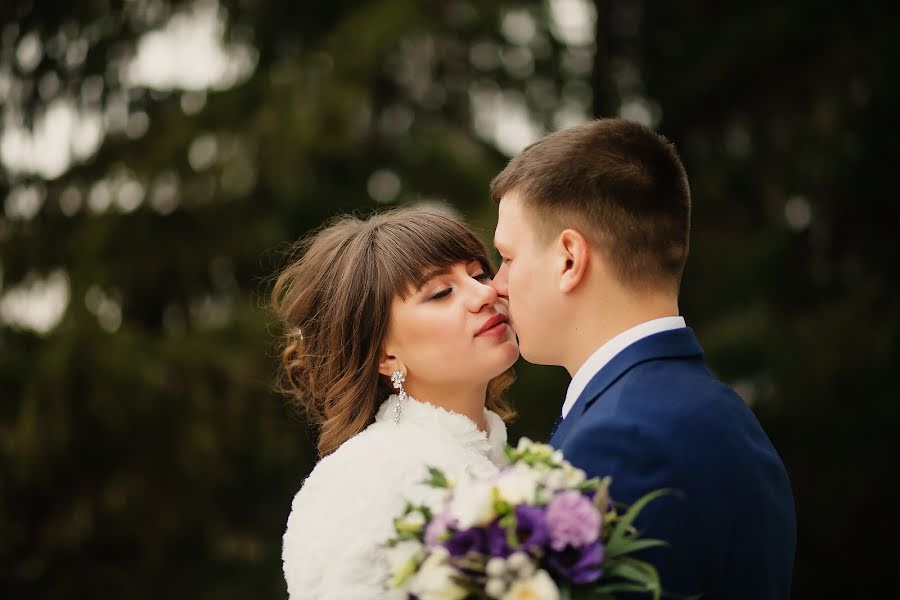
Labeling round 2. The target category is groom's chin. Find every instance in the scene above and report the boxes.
[517,343,556,367]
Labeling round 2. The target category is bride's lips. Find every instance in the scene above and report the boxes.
[475,313,509,337]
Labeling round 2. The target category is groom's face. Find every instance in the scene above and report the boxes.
[493,192,560,366]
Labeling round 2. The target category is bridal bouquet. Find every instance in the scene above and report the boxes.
[384,438,667,600]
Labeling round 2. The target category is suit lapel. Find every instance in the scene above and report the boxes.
[549,328,704,448]
[548,414,563,438]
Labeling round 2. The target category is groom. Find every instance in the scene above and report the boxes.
[490,119,795,599]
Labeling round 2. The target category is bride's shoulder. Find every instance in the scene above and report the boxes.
[282,422,418,599]
[297,421,422,495]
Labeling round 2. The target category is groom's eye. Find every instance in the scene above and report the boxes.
[430,287,452,300]
[473,272,491,281]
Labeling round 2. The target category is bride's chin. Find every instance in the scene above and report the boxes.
[497,342,520,368]
[473,339,519,374]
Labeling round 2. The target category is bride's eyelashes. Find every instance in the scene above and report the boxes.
[429,273,491,300]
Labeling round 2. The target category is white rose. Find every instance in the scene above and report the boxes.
[450,479,495,528]
[501,569,560,600]
[495,465,540,505]
[385,540,425,587]
[408,547,468,600]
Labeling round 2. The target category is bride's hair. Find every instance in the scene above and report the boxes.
[271,208,516,457]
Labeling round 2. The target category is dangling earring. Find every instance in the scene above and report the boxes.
[390,370,407,424]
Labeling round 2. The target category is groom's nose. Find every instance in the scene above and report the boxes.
[491,263,509,298]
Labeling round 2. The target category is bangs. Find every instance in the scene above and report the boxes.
[373,211,494,300]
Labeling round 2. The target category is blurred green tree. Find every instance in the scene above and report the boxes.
[1,1,898,598]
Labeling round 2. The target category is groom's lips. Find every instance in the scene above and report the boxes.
[475,313,508,336]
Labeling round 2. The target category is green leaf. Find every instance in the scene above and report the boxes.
[588,476,611,507]
[607,557,659,579]
[592,581,659,595]
[421,466,450,488]
[608,489,673,546]
[498,511,519,549]
[604,558,662,600]
[604,538,668,559]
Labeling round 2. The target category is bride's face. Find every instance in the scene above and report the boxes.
[382,260,519,392]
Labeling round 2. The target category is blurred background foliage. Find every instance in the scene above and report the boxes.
[1,0,898,598]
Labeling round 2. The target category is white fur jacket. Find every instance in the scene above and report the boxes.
[282,394,509,600]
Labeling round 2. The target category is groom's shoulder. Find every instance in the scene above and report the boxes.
[620,356,740,409]
[582,357,753,442]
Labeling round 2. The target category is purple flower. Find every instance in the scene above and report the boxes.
[486,521,513,557]
[546,540,605,585]
[486,505,551,557]
[425,504,457,549]
[444,526,487,557]
[514,505,551,553]
[545,490,602,551]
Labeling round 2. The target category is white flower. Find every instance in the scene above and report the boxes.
[516,437,535,452]
[530,442,554,460]
[384,589,411,600]
[496,465,541,505]
[501,569,560,600]
[486,577,508,598]
[408,547,468,600]
[395,509,427,534]
[385,540,425,587]
[562,465,586,487]
[486,557,507,577]
[542,469,568,492]
[449,479,496,528]
[506,552,536,578]
[421,488,453,516]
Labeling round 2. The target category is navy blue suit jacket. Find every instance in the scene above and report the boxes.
[550,328,795,599]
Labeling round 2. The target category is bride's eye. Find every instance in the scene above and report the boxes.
[431,287,452,300]
[473,272,491,281]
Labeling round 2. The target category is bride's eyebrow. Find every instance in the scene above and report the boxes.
[415,266,452,291]
[415,260,483,291]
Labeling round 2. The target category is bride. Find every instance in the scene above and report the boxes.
[271,208,520,599]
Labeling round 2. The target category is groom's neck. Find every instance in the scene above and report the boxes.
[560,288,680,377]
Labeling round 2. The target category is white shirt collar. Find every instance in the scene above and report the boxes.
[561,316,686,418]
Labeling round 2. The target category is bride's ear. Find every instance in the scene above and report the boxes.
[378,348,405,377]
[558,228,590,293]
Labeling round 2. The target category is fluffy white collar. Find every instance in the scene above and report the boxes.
[374,393,508,465]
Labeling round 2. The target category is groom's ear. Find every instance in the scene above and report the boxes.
[557,229,590,293]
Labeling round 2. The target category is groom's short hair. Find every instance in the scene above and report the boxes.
[490,118,691,292]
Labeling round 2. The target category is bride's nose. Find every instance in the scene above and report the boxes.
[467,277,499,311]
